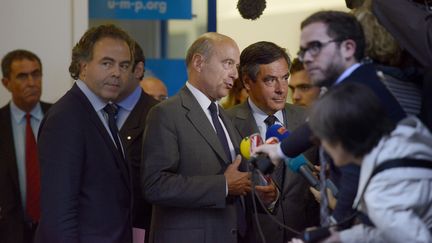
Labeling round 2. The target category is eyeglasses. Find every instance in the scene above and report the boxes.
[297,40,340,62]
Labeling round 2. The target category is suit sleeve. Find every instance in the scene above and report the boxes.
[141,105,227,208]
[373,0,432,67]
[37,109,83,243]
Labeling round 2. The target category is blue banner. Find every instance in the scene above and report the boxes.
[89,0,192,20]
[145,59,187,96]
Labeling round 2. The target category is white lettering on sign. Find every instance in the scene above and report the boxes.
[107,0,168,14]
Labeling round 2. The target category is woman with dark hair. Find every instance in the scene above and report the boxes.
[307,82,432,242]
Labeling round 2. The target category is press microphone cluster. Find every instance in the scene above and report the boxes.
[240,133,275,175]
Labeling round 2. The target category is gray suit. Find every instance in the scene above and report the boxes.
[226,101,320,242]
[142,86,245,243]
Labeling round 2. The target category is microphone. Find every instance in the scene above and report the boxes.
[237,0,266,20]
[286,155,320,191]
[240,134,274,175]
[265,123,289,141]
[280,123,315,158]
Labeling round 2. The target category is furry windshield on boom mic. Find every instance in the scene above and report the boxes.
[237,0,267,20]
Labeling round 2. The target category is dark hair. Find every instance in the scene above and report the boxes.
[69,24,134,80]
[133,41,145,80]
[1,49,42,79]
[239,41,290,82]
[309,82,394,157]
[301,11,365,62]
[290,57,304,74]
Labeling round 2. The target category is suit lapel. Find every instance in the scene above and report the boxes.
[71,84,131,192]
[180,87,232,164]
[232,102,260,138]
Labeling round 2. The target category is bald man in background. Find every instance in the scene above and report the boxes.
[140,76,168,101]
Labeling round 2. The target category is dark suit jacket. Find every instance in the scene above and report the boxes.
[142,86,245,243]
[226,102,320,242]
[35,84,132,243]
[281,63,405,223]
[0,102,51,243]
[373,0,432,68]
[119,90,158,231]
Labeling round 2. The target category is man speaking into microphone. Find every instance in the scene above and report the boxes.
[226,41,320,243]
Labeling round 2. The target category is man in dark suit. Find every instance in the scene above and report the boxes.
[226,41,319,242]
[142,32,277,243]
[0,49,50,243]
[255,11,405,226]
[36,24,135,243]
[115,41,158,242]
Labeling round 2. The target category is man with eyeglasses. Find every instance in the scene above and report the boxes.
[0,49,51,243]
[226,41,320,243]
[255,11,405,229]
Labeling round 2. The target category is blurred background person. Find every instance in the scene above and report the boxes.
[306,82,432,243]
[115,42,158,243]
[352,0,423,117]
[221,78,248,109]
[0,49,50,243]
[288,57,320,107]
[140,76,168,101]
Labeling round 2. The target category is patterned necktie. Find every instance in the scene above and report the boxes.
[103,103,124,159]
[25,113,40,222]
[319,147,331,227]
[264,115,277,128]
[208,102,231,161]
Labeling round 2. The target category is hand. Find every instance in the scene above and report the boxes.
[252,143,282,167]
[321,227,341,243]
[309,187,337,210]
[224,155,252,196]
[255,180,278,205]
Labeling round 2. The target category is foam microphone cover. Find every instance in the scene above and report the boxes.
[240,133,263,159]
[266,124,290,140]
[237,0,266,20]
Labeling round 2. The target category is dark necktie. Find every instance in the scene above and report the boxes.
[103,103,124,159]
[264,115,284,187]
[208,102,231,161]
[264,115,277,128]
[319,147,331,226]
[25,113,40,222]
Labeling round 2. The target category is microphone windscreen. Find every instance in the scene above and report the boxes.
[266,124,290,140]
[237,0,266,20]
[240,133,263,159]
[281,123,314,157]
[286,155,307,173]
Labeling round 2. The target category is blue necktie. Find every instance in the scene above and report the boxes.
[104,103,124,159]
[208,102,231,161]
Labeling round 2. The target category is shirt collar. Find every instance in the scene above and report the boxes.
[76,79,107,112]
[334,63,362,85]
[186,82,214,112]
[10,100,43,123]
[117,86,141,112]
[247,98,284,125]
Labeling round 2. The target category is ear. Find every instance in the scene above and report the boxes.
[243,76,252,91]
[78,61,88,80]
[192,53,205,72]
[134,62,144,80]
[340,39,357,60]
[1,77,11,91]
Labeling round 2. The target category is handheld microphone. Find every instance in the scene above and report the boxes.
[240,134,274,175]
[266,123,290,141]
[237,0,266,20]
[286,155,321,191]
[301,227,331,243]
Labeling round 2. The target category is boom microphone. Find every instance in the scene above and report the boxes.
[237,0,267,20]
